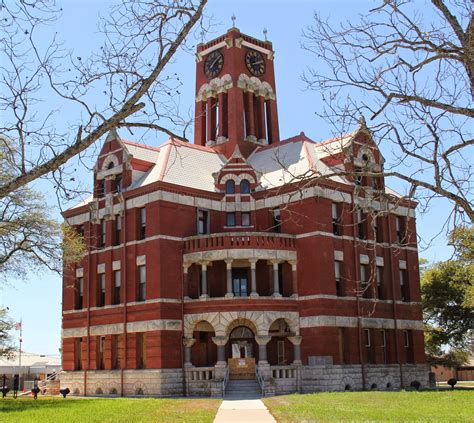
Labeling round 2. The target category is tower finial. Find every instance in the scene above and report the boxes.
[263,28,268,41]
[231,14,236,27]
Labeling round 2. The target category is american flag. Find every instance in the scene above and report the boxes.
[15,322,22,331]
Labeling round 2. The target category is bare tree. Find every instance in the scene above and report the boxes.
[302,0,473,230]
[0,0,207,201]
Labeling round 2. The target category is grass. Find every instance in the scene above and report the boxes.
[264,390,474,422]
[437,381,474,387]
[0,396,221,423]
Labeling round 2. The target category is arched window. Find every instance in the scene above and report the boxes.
[107,162,115,170]
[225,179,235,194]
[240,179,250,194]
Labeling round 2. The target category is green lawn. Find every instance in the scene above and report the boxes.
[264,390,474,422]
[0,397,221,423]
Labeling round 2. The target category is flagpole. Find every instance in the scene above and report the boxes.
[18,319,22,390]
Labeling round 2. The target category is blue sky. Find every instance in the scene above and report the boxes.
[1,0,454,356]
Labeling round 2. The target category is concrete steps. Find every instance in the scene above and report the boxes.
[225,379,262,399]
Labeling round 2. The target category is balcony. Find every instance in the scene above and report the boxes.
[183,232,298,299]
[184,232,296,253]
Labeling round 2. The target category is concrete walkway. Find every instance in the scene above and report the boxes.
[214,398,276,423]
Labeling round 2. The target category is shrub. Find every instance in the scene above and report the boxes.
[447,378,457,389]
[410,381,421,390]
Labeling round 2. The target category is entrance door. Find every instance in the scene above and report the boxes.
[232,268,248,297]
[228,326,256,380]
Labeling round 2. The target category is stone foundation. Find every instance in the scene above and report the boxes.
[60,364,430,397]
[60,369,184,397]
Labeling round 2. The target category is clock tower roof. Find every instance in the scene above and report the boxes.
[193,27,280,158]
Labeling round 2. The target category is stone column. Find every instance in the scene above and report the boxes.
[183,338,196,367]
[255,335,272,364]
[200,262,209,299]
[224,260,234,298]
[270,260,282,297]
[288,336,302,365]
[289,260,298,298]
[249,259,258,297]
[183,263,191,300]
[212,336,229,365]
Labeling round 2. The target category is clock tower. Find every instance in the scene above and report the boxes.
[194,27,280,158]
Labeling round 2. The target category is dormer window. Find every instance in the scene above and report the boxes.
[225,180,235,194]
[240,179,250,194]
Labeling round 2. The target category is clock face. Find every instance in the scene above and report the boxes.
[204,50,224,79]
[245,50,265,76]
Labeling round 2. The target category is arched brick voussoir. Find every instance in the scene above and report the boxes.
[183,314,218,338]
[265,313,300,336]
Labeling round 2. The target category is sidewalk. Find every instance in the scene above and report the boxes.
[213,398,276,423]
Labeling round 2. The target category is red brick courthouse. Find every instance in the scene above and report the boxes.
[61,28,429,397]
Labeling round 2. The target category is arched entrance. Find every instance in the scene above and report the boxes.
[227,325,257,380]
[267,318,295,365]
[191,321,217,367]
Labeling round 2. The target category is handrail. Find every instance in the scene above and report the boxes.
[19,369,62,397]
[222,365,229,398]
[255,366,265,395]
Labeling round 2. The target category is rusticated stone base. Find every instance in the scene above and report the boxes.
[60,369,183,397]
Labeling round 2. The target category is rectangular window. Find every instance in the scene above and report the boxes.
[197,209,209,234]
[355,167,363,186]
[98,336,105,370]
[272,208,281,233]
[137,333,146,369]
[376,266,384,300]
[360,264,370,298]
[396,217,406,243]
[112,335,120,370]
[277,340,285,365]
[115,175,122,193]
[364,329,374,364]
[75,338,82,370]
[137,265,146,302]
[404,330,414,363]
[241,212,251,227]
[100,219,106,248]
[139,208,146,240]
[97,273,106,307]
[226,212,236,227]
[76,277,84,310]
[98,179,105,197]
[400,269,409,302]
[338,328,346,364]
[357,210,366,240]
[114,216,122,246]
[381,330,387,364]
[332,203,341,236]
[335,261,343,296]
[375,216,384,243]
[113,270,121,305]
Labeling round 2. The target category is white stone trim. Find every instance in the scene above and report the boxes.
[196,40,228,61]
[237,74,275,100]
[360,254,369,265]
[97,264,105,274]
[300,315,423,330]
[75,268,84,277]
[196,74,233,102]
[136,255,146,266]
[376,257,384,267]
[334,250,344,261]
[62,319,182,338]
[219,173,256,184]
[240,39,273,58]
[183,248,296,265]
[183,310,300,337]
[112,260,121,271]
[399,260,407,270]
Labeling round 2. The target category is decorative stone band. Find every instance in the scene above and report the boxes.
[67,183,416,227]
[183,248,296,266]
[62,319,182,338]
[299,315,423,330]
[196,74,233,102]
[237,74,275,100]
[183,310,300,338]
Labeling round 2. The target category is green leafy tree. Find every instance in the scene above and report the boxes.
[1,137,86,281]
[0,307,15,359]
[422,226,474,367]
